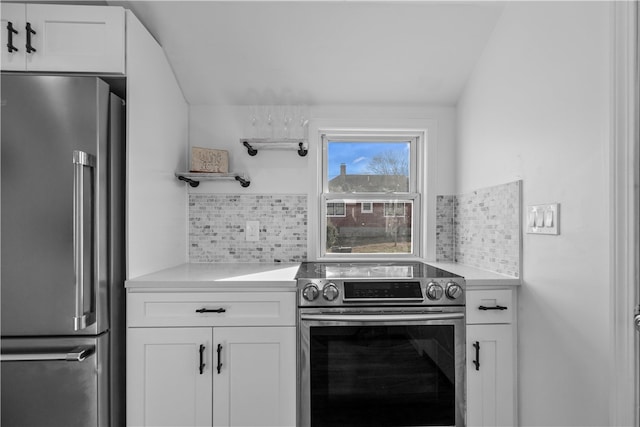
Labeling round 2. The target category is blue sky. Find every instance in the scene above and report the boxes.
[327,141,409,179]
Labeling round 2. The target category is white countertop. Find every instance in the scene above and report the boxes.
[125,263,300,290]
[427,262,521,286]
[125,261,520,290]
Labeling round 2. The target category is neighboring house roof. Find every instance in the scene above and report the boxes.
[328,164,409,192]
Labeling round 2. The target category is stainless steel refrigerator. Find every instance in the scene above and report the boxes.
[1,74,125,427]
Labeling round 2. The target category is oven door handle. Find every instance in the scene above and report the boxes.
[300,312,464,322]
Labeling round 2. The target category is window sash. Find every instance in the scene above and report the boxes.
[320,194,420,259]
[321,134,418,194]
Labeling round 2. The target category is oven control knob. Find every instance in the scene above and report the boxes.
[302,284,320,301]
[445,282,463,300]
[323,283,339,301]
[426,282,444,300]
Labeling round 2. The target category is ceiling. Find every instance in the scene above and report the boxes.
[110,1,505,106]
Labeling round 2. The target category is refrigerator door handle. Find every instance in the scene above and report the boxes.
[73,150,96,331]
[1,345,95,362]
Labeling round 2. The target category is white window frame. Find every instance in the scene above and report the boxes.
[319,131,422,260]
[360,202,373,213]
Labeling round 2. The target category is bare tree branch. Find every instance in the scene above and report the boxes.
[365,150,409,176]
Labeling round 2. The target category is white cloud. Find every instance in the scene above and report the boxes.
[353,157,367,164]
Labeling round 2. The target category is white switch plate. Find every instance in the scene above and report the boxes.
[526,203,559,235]
[245,220,259,241]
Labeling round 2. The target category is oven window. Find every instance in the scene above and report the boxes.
[309,324,455,427]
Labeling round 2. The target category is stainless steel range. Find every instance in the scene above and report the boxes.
[296,262,466,427]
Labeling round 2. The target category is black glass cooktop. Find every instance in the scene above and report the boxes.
[295,262,461,280]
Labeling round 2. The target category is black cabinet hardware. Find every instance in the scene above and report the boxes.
[178,175,200,187]
[26,22,36,53]
[216,344,223,374]
[198,344,205,374]
[243,140,258,156]
[6,22,18,53]
[472,341,480,371]
[297,142,308,156]
[234,175,250,187]
[195,308,226,314]
[478,305,508,311]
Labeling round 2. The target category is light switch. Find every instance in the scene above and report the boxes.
[544,209,554,227]
[526,203,559,235]
[527,210,536,227]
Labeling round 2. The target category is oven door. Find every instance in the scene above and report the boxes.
[298,307,465,427]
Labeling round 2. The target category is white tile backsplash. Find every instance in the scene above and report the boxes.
[189,194,307,263]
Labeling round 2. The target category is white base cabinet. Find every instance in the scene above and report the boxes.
[466,287,518,427]
[126,291,296,427]
[213,327,295,427]
[466,324,515,426]
[128,328,213,427]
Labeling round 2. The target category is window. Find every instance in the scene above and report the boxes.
[384,202,406,217]
[326,202,346,217]
[321,133,421,258]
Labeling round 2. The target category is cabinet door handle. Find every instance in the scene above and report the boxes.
[478,305,508,311]
[25,22,36,53]
[198,344,206,374]
[216,344,223,374]
[195,307,226,314]
[6,22,18,52]
[472,341,480,371]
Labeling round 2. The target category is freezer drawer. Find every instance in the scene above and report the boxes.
[1,334,109,427]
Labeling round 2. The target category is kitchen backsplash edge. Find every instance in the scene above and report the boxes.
[436,180,521,277]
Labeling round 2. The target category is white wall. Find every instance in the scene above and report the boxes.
[189,105,456,260]
[126,11,189,278]
[189,105,457,195]
[456,2,611,425]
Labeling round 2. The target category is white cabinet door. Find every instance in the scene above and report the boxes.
[2,4,125,73]
[213,327,296,427]
[127,328,213,427]
[1,3,26,71]
[466,324,516,427]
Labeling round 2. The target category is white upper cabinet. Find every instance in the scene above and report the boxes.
[1,3,24,71]
[1,3,125,73]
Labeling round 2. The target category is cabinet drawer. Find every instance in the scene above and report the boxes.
[127,292,296,327]
[466,289,514,324]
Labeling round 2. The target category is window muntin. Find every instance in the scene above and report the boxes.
[321,134,420,258]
